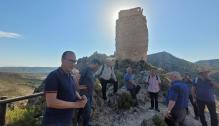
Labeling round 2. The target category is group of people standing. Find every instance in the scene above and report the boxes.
[42,51,118,126]
[164,68,219,126]
[42,51,219,126]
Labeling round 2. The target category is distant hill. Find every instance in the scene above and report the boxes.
[196,59,219,70]
[0,72,44,97]
[147,51,200,75]
[0,67,56,74]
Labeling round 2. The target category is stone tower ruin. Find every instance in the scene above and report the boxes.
[115,7,148,61]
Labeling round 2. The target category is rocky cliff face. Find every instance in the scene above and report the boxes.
[115,7,148,61]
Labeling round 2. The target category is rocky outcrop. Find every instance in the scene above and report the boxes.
[115,7,148,61]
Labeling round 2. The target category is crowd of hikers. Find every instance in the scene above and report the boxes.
[42,51,219,126]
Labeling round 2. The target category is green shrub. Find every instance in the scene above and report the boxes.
[115,70,124,88]
[6,108,41,126]
[152,115,166,126]
[118,92,133,110]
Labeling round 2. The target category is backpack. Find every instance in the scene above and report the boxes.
[147,75,159,82]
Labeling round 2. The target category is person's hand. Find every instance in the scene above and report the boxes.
[193,98,196,103]
[165,110,172,119]
[76,95,87,108]
[79,85,88,90]
[81,95,87,100]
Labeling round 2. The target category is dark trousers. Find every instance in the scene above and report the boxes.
[165,108,187,126]
[99,78,118,100]
[78,95,92,126]
[43,122,72,126]
[197,99,218,126]
[149,92,159,109]
[128,85,141,106]
[186,95,199,117]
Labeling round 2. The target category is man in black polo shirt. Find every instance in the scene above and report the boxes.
[42,51,87,126]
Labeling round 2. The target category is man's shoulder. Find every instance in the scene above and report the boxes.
[80,65,92,74]
[46,68,60,79]
[172,81,187,89]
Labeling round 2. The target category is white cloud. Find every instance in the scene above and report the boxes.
[0,31,21,38]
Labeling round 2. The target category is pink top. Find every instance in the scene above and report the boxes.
[147,75,161,93]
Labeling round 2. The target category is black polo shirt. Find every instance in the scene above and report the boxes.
[43,67,77,124]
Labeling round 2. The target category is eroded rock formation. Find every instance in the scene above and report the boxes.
[115,7,148,61]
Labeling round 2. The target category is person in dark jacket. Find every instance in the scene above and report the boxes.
[192,67,219,126]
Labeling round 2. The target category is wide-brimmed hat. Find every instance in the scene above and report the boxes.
[198,67,211,73]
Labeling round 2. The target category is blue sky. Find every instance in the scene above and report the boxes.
[0,0,218,67]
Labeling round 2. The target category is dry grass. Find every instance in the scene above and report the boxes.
[0,72,44,97]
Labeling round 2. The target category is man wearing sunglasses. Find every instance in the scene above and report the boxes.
[42,51,87,126]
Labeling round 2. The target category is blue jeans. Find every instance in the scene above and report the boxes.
[43,122,72,126]
[83,95,92,126]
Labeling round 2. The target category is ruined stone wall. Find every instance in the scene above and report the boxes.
[115,7,148,61]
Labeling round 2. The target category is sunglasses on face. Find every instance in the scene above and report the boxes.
[65,59,77,64]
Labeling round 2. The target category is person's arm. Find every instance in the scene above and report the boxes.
[129,80,136,86]
[191,86,197,102]
[95,65,103,77]
[44,72,87,109]
[158,75,161,84]
[165,100,176,118]
[112,68,117,81]
[145,75,149,84]
[45,93,87,109]
[165,85,178,118]
[212,82,219,89]
[79,85,88,90]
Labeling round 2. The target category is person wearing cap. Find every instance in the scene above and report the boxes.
[78,59,101,126]
[42,51,87,126]
[192,67,219,126]
[95,58,118,100]
[165,72,189,126]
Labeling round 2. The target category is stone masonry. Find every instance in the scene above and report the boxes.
[115,7,148,61]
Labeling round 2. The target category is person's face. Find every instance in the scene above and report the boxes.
[200,71,209,78]
[127,68,132,73]
[92,64,100,71]
[151,70,156,76]
[62,53,76,72]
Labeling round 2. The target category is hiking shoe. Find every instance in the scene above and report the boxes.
[194,116,199,120]
[148,107,154,110]
[155,108,160,112]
